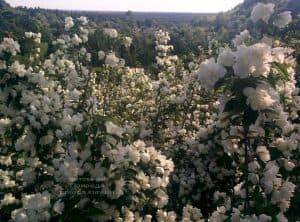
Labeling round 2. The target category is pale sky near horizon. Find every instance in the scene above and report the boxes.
[6,0,244,13]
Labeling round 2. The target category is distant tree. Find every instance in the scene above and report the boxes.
[0,0,10,9]
[126,10,133,16]
[288,0,300,14]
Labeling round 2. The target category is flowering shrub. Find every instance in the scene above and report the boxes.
[0,1,299,221]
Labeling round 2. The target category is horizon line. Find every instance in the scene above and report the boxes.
[9,5,221,14]
[5,0,242,14]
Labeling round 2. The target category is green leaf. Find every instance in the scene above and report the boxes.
[224,96,247,113]
[86,207,105,216]
[272,62,290,82]
[76,130,89,148]
[252,186,265,214]
[243,107,258,129]
[231,77,258,96]
[214,76,230,90]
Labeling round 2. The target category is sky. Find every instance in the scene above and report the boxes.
[6,0,244,13]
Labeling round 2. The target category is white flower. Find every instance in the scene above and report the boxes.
[274,11,292,28]
[69,88,82,101]
[11,208,28,222]
[60,113,83,135]
[77,16,88,25]
[105,121,124,138]
[144,215,152,222]
[0,155,12,166]
[103,28,118,38]
[182,205,203,221]
[154,190,169,208]
[248,161,260,173]
[128,148,140,163]
[124,36,133,48]
[256,146,271,162]
[248,173,259,184]
[15,130,36,153]
[272,47,288,64]
[25,32,41,43]
[10,191,51,222]
[0,193,18,208]
[283,159,295,171]
[232,30,251,47]
[98,50,106,60]
[155,30,171,45]
[114,177,126,198]
[249,124,265,137]
[0,118,11,134]
[22,191,50,210]
[141,152,151,163]
[273,138,297,157]
[261,161,280,194]
[243,84,278,111]
[71,34,82,46]
[258,214,272,222]
[54,158,80,183]
[53,200,64,214]
[234,182,246,198]
[251,3,275,23]
[0,37,20,56]
[65,17,74,30]
[233,43,272,78]
[217,47,235,67]
[271,181,295,211]
[105,52,120,67]
[196,58,226,90]
[9,61,26,77]
[25,32,34,38]
[16,168,36,185]
[0,169,16,189]
[136,172,150,189]
[276,213,288,222]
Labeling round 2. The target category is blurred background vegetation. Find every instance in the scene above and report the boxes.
[0,0,299,71]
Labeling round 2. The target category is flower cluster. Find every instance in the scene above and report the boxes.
[103,28,118,38]
[0,1,299,221]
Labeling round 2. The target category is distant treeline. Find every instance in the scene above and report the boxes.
[0,0,299,70]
